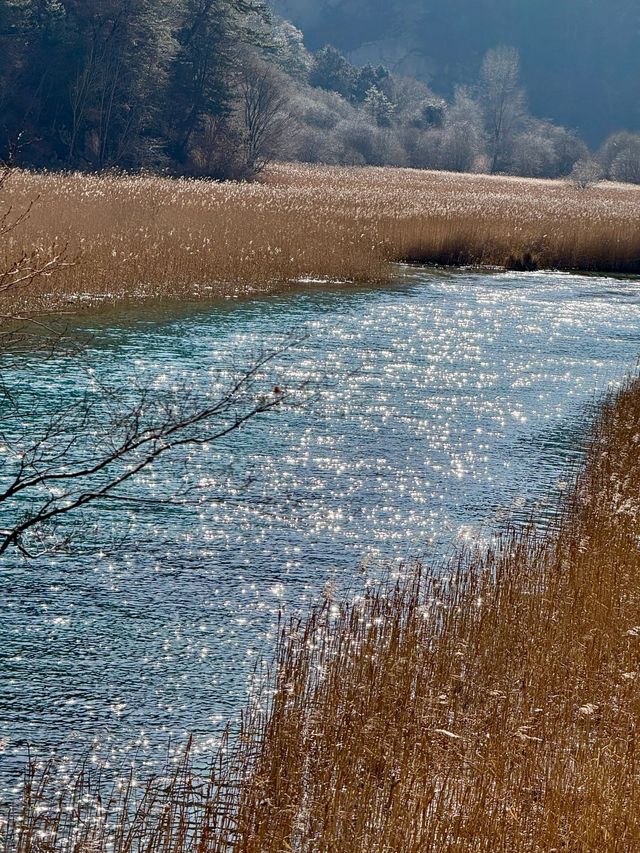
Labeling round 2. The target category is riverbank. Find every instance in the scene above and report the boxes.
[7,366,640,849]
[233,374,640,850]
[2,164,640,312]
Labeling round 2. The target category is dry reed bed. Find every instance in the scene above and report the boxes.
[234,377,640,852]
[5,377,640,851]
[2,164,640,312]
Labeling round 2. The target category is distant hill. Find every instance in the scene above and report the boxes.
[270,0,640,144]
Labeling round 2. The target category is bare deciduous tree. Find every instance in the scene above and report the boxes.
[479,46,526,174]
[239,58,291,175]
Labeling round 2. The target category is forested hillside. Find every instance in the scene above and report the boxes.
[271,0,640,144]
[0,0,279,176]
[0,0,638,182]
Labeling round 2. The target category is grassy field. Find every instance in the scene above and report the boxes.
[2,164,640,311]
[6,375,640,851]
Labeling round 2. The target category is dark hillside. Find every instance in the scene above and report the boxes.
[271,0,640,143]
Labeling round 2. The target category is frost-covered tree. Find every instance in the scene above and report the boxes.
[570,158,602,189]
[271,18,311,80]
[439,86,486,172]
[363,85,395,127]
[478,45,526,173]
[600,132,640,184]
[352,63,388,104]
[510,120,587,178]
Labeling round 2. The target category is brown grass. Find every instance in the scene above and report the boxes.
[5,376,640,851]
[230,375,640,851]
[2,164,640,312]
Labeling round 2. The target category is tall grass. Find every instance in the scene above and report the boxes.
[5,376,640,850]
[2,164,640,312]
[232,377,640,851]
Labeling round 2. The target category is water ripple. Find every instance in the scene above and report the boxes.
[1,269,640,792]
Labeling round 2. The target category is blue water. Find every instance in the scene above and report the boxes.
[1,268,640,793]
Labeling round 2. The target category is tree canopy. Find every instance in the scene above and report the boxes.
[0,0,637,182]
[0,0,270,175]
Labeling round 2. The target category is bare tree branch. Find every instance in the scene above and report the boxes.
[0,164,312,557]
[0,331,311,556]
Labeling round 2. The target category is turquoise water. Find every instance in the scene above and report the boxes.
[2,268,640,792]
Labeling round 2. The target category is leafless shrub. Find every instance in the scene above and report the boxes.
[570,158,603,189]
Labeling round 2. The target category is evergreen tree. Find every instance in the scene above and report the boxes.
[309,45,356,98]
[352,63,388,104]
[363,85,394,127]
[165,0,267,167]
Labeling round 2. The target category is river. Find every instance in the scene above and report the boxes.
[2,268,640,794]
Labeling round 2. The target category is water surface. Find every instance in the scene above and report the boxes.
[2,268,640,792]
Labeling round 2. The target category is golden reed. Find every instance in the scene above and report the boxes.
[232,376,640,851]
[1,164,640,312]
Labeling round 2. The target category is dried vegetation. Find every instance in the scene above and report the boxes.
[2,164,640,312]
[5,376,640,850]
[232,377,640,852]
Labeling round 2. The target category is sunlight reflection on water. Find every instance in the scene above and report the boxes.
[2,268,640,793]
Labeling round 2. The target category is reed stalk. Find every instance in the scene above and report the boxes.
[2,164,639,313]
